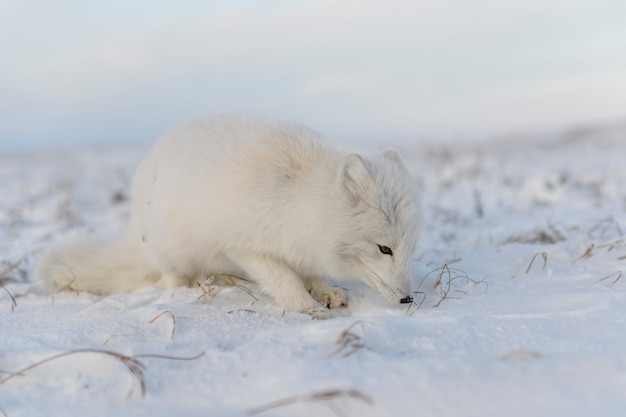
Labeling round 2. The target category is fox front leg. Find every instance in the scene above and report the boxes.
[303,276,348,309]
[234,253,330,319]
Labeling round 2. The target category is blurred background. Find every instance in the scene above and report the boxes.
[1,0,625,150]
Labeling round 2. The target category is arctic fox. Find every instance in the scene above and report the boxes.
[39,115,420,318]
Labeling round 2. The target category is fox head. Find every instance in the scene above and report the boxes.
[329,149,420,305]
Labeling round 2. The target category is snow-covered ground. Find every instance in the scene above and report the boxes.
[2,125,626,417]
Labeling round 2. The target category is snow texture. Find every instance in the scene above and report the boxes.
[2,126,626,417]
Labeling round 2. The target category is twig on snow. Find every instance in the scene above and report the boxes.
[149,309,177,340]
[598,271,622,286]
[526,251,548,274]
[573,244,595,263]
[0,349,204,398]
[333,321,367,357]
[0,285,17,312]
[248,388,374,417]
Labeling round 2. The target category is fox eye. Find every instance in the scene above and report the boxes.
[378,244,393,256]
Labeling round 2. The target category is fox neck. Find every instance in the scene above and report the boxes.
[274,154,347,279]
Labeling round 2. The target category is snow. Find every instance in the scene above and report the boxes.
[2,126,626,417]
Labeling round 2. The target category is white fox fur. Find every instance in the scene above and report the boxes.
[39,115,420,318]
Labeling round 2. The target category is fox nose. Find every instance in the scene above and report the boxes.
[400,296,413,304]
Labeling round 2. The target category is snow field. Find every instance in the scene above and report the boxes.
[1,128,626,417]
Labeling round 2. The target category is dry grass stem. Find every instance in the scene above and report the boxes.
[405,291,426,316]
[526,251,548,274]
[102,334,131,345]
[504,229,565,245]
[133,352,205,361]
[443,257,462,265]
[149,310,177,340]
[0,258,23,311]
[573,244,595,263]
[195,281,223,303]
[334,321,367,357]
[55,267,81,295]
[227,309,257,314]
[598,238,625,252]
[0,349,204,398]
[212,274,258,303]
[588,216,623,238]
[0,349,146,397]
[248,388,374,417]
[412,263,488,310]
[433,264,453,308]
[0,407,7,417]
[213,273,255,285]
[0,256,28,281]
[232,284,258,303]
[196,276,258,305]
[0,285,17,312]
[599,271,622,285]
[473,188,484,218]
[501,350,542,361]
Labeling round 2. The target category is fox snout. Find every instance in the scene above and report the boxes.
[399,296,413,304]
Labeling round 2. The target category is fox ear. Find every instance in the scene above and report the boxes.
[381,148,410,173]
[339,154,373,204]
[381,148,401,162]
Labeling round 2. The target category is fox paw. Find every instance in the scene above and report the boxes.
[305,306,331,320]
[308,281,348,310]
[320,287,348,309]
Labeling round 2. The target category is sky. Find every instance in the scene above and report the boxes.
[1,0,626,150]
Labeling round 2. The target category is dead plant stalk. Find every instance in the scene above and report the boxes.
[248,388,374,417]
[149,309,177,340]
[599,271,622,285]
[0,348,204,398]
[526,252,548,274]
[334,321,367,357]
[0,285,17,312]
